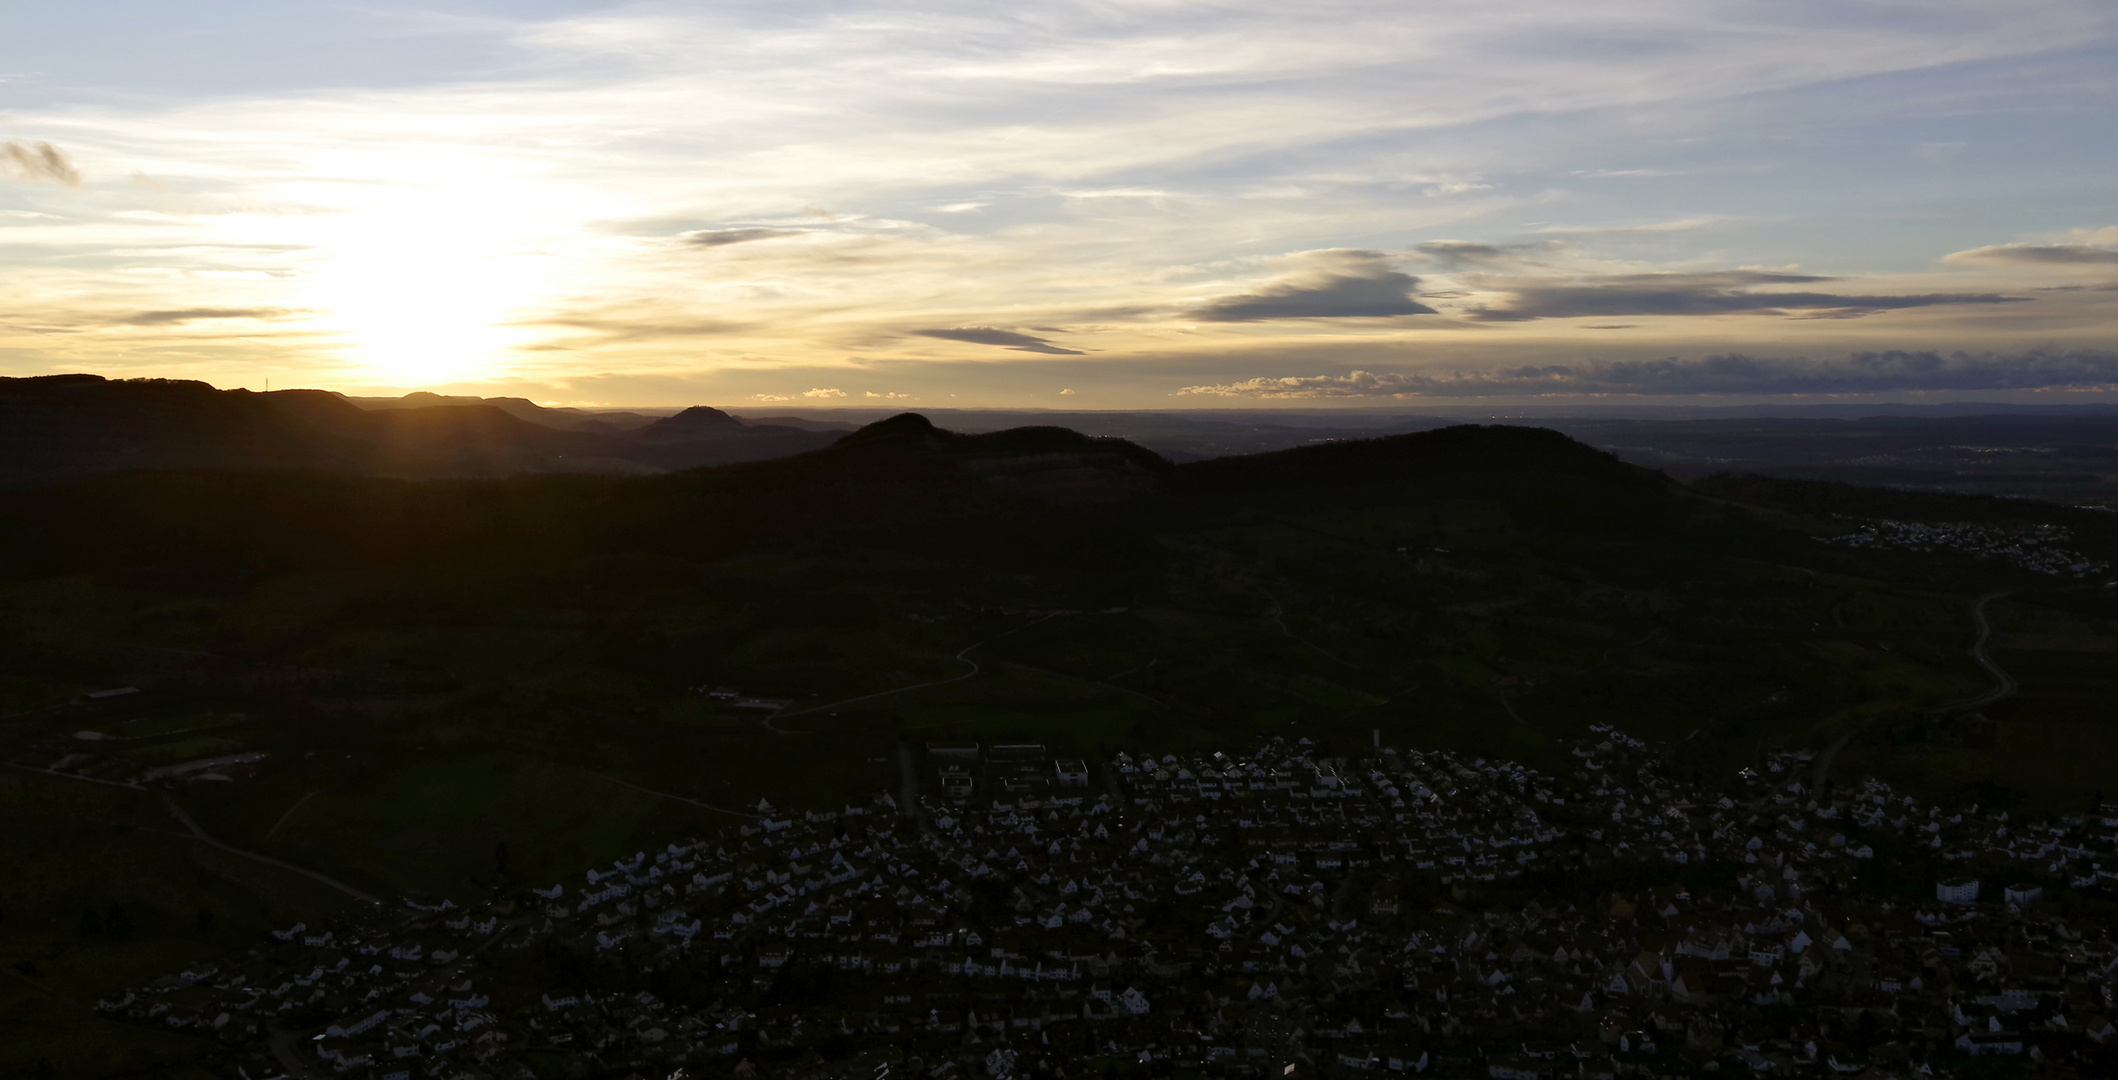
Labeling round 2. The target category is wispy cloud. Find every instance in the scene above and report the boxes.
[913,327,1085,355]
[116,307,296,326]
[681,227,806,248]
[1528,216,1726,235]
[1192,250,1436,321]
[1408,240,1568,270]
[1944,243,2118,266]
[1,140,80,187]
[1461,271,2026,321]
[1178,349,2118,398]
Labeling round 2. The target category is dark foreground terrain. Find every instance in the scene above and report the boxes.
[1,411,2116,1078]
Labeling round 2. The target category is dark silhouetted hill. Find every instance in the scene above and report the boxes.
[0,375,840,483]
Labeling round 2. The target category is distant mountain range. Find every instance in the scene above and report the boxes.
[8,376,2116,504]
[0,375,850,484]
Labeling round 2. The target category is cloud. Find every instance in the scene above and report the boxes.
[1191,250,1437,322]
[1528,216,1725,235]
[1177,349,2118,398]
[680,227,804,247]
[752,393,792,401]
[1,140,81,187]
[1944,243,2118,266]
[863,390,911,399]
[1463,271,2026,320]
[518,307,750,343]
[116,307,294,326]
[913,327,1085,355]
[802,387,847,398]
[1059,388,1076,395]
[1569,168,1687,178]
[1409,240,1567,270]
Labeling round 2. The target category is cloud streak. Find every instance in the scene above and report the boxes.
[1178,350,2118,398]
[1192,250,1437,321]
[117,307,295,326]
[913,327,1084,355]
[1462,271,2027,321]
[681,227,805,248]
[1,140,80,187]
[1945,243,2118,266]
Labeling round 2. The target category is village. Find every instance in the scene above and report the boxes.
[1823,520,2114,581]
[101,728,2118,1080]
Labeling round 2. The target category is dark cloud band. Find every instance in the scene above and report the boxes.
[118,307,294,326]
[1178,349,2118,398]
[1192,250,1437,321]
[1463,271,2023,321]
[681,228,804,247]
[1945,243,2118,266]
[913,327,1084,355]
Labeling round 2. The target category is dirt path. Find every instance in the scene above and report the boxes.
[4,764,379,904]
[160,796,381,904]
[1811,590,2015,790]
[590,772,763,820]
[769,612,1066,730]
[770,643,985,729]
[262,788,324,843]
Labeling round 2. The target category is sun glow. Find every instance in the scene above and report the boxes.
[299,187,560,386]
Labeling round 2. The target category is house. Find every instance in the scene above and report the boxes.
[1054,761,1090,789]
[1937,879,1980,905]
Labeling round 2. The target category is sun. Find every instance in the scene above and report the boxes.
[302,192,554,386]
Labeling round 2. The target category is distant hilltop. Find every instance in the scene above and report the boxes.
[0,375,854,484]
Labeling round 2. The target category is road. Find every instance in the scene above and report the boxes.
[769,612,1066,730]
[1940,590,2020,715]
[1811,590,2015,790]
[6,763,379,904]
[590,772,763,820]
[768,641,989,730]
[159,795,381,904]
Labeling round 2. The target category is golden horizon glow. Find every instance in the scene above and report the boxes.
[1,1,2115,407]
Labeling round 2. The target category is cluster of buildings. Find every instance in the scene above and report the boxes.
[1824,519,2112,579]
[106,732,2118,1079]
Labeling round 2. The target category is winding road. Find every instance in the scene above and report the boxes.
[6,763,378,903]
[769,640,988,729]
[766,612,1069,732]
[1811,590,2016,790]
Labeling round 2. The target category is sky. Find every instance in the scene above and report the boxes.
[3,0,2117,409]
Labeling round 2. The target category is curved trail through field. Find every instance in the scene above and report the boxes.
[1942,591,2020,715]
[6,764,378,904]
[769,643,984,731]
[1812,590,2015,790]
[160,795,381,904]
[589,772,763,820]
[767,612,1063,733]
[262,788,323,843]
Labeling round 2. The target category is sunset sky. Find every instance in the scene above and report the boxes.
[3,1,2116,408]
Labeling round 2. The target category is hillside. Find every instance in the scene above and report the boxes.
[0,375,838,483]
[2,413,2115,1074]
